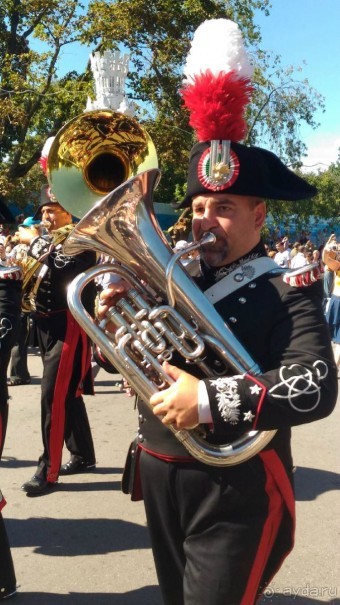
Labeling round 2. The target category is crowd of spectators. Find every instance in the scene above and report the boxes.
[265,234,327,272]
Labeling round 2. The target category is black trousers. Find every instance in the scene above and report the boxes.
[0,511,16,594]
[0,312,19,594]
[9,312,31,382]
[35,312,95,482]
[139,451,285,605]
[0,312,19,457]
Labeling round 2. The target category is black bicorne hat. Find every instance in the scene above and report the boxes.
[33,184,64,219]
[176,140,317,208]
[177,19,317,209]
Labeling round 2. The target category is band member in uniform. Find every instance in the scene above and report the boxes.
[7,216,41,386]
[98,20,337,605]
[0,200,21,600]
[323,234,340,372]
[21,187,97,496]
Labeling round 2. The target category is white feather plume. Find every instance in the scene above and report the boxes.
[183,19,253,82]
[41,136,55,159]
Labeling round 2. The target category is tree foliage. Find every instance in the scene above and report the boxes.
[0,0,93,204]
[265,153,340,239]
[0,0,331,225]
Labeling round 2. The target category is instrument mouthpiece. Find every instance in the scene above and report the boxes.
[200,232,216,247]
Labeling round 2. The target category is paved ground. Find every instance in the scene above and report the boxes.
[1,349,339,604]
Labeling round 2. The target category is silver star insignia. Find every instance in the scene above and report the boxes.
[250,384,262,396]
[243,410,255,422]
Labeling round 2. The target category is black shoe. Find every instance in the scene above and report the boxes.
[59,459,96,475]
[0,586,17,600]
[8,378,31,386]
[21,475,53,496]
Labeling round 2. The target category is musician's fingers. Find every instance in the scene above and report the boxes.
[162,361,182,381]
[151,402,168,416]
[150,390,168,407]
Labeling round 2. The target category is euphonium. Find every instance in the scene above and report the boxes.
[63,169,276,466]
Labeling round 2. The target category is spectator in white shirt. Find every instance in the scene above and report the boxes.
[274,240,291,268]
[291,245,307,269]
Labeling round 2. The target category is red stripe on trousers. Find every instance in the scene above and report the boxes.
[0,414,3,455]
[0,494,7,513]
[240,450,295,605]
[47,311,87,483]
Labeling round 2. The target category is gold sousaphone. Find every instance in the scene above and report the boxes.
[20,109,158,311]
[47,110,158,218]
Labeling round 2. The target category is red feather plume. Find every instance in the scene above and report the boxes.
[181,71,253,142]
[39,155,48,175]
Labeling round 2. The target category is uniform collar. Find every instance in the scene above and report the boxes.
[201,241,266,285]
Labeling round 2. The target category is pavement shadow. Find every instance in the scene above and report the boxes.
[12,589,339,605]
[12,586,162,604]
[259,595,339,604]
[294,466,340,501]
[93,389,124,395]
[57,480,121,492]
[89,466,124,475]
[7,517,150,556]
[0,457,38,469]
[0,459,123,476]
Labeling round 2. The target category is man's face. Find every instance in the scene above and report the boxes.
[275,242,284,253]
[40,204,71,232]
[191,193,266,267]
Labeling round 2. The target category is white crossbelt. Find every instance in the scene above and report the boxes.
[204,257,279,303]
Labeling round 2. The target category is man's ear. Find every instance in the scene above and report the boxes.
[254,201,266,230]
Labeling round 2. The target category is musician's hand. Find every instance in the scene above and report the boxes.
[150,361,200,430]
[97,279,130,320]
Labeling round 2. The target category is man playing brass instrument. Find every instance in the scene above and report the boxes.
[98,20,337,605]
[6,216,41,387]
[21,188,97,495]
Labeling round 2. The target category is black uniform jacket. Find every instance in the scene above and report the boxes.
[136,243,337,469]
[0,278,22,318]
[28,228,96,314]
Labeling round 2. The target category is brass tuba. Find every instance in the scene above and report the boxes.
[47,110,158,218]
[21,109,157,314]
[63,169,276,466]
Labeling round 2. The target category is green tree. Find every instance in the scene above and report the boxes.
[0,0,327,215]
[0,0,93,205]
[264,153,340,241]
[82,0,324,203]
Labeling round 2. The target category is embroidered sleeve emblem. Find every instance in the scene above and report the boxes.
[0,317,13,342]
[250,384,262,395]
[243,410,255,422]
[269,360,328,412]
[31,239,47,258]
[210,376,242,424]
[52,249,73,269]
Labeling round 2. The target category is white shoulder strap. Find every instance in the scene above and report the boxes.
[204,257,279,304]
